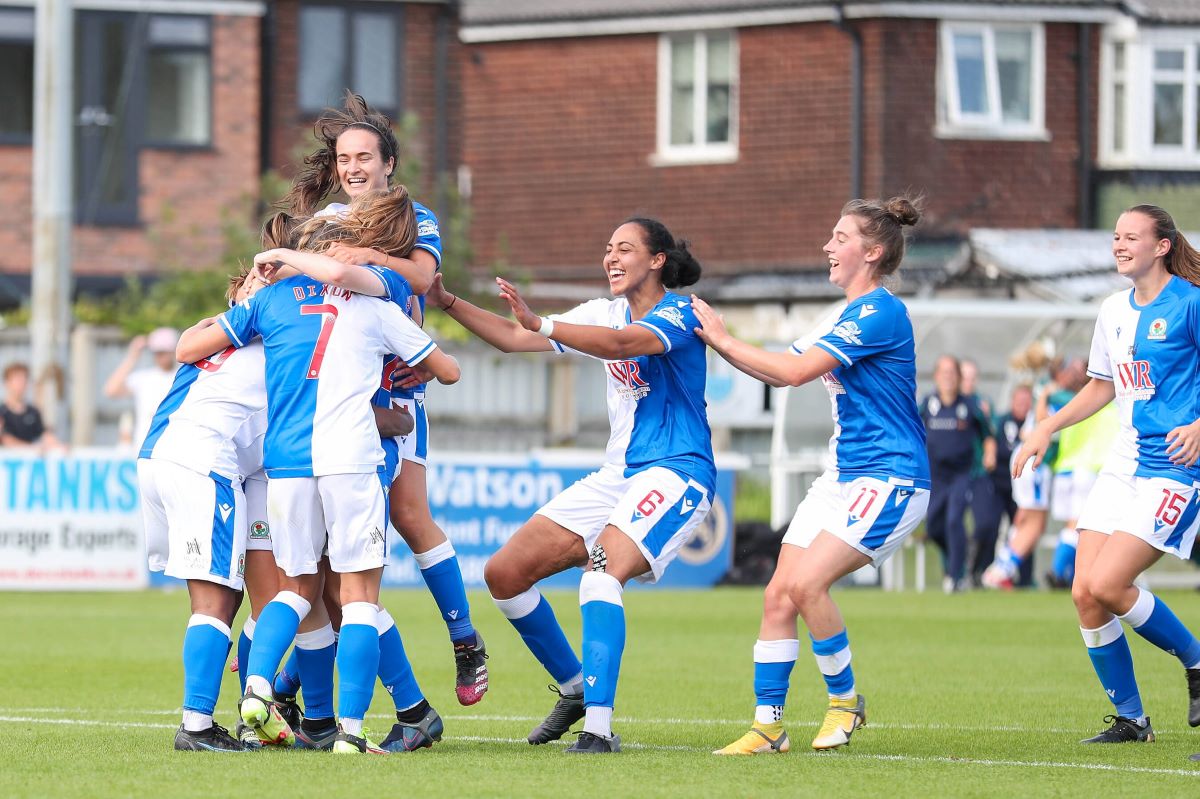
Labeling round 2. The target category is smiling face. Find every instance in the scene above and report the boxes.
[603,222,665,297]
[1113,211,1170,281]
[336,127,393,199]
[823,215,882,291]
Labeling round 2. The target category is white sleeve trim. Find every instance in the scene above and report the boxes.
[1086,370,1113,381]
[412,242,442,265]
[632,320,672,352]
[815,339,852,367]
[218,315,245,348]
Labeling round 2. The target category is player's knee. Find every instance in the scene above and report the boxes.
[787,580,823,612]
[1071,577,1102,615]
[483,556,528,599]
[1084,574,1122,612]
[762,581,797,621]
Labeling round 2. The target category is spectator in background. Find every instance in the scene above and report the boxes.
[1,362,64,451]
[992,384,1035,585]
[921,355,996,593]
[104,327,180,450]
[961,358,1003,585]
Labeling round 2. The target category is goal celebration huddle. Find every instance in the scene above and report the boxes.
[139,92,1200,759]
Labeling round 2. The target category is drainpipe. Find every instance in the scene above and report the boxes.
[835,5,863,200]
[258,0,275,200]
[1077,22,1092,228]
[433,0,455,213]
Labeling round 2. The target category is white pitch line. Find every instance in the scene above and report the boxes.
[2,715,1199,776]
[0,707,1187,737]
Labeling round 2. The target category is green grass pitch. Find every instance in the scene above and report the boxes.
[3,587,1200,797]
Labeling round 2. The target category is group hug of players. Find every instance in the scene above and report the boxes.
[140,92,1200,758]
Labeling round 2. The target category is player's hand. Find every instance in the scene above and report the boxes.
[391,365,423,390]
[495,277,540,332]
[251,249,290,284]
[690,295,733,350]
[326,243,383,266]
[1012,423,1052,477]
[427,273,454,310]
[1166,420,1200,467]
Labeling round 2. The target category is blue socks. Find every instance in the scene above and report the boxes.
[811,630,855,698]
[235,617,254,695]
[336,602,380,731]
[493,587,582,686]
[414,542,475,642]
[377,608,426,711]
[579,571,625,738]
[1119,587,1200,669]
[1082,618,1144,719]
[293,624,336,720]
[181,615,232,729]
[753,639,799,724]
[274,649,303,697]
[246,591,311,695]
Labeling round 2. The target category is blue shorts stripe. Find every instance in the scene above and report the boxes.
[414,397,429,461]
[641,485,706,558]
[1165,491,1200,552]
[860,489,911,552]
[208,473,235,580]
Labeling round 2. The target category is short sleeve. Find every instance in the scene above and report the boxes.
[1086,311,1112,381]
[219,293,261,348]
[380,300,436,366]
[814,299,900,367]
[547,299,615,357]
[631,297,698,354]
[363,264,414,310]
[790,303,845,355]
[413,203,442,266]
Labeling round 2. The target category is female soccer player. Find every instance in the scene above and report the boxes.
[427,217,712,753]
[286,92,488,704]
[179,190,460,754]
[693,197,930,754]
[1014,204,1200,744]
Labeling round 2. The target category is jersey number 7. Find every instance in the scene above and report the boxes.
[301,304,339,379]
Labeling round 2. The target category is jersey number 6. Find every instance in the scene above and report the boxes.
[301,303,339,379]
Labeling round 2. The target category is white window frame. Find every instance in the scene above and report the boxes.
[653,29,739,166]
[1100,26,1200,170]
[936,20,1047,141]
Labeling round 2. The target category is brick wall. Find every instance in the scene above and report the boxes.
[0,15,261,280]
[869,19,1097,236]
[463,23,855,279]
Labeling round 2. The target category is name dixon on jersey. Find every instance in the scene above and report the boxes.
[292,284,355,302]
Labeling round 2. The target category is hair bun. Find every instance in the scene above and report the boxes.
[884,197,921,227]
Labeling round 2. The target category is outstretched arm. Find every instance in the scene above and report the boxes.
[428,274,553,354]
[495,277,664,360]
[1012,378,1115,476]
[103,336,146,398]
[691,296,839,387]
[254,249,389,297]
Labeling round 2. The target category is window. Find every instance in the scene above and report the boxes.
[298,3,401,115]
[1101,30,1200,169]
[656,30,738,164]
[0,9,34,142]
[938,22,1045,139]
[145,15,211,147]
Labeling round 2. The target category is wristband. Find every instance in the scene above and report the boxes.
[441,294,458,312]
[538,317,555,337]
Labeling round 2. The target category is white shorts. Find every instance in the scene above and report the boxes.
[1076,471,1200,560]
[782,471,930,565]
[393,392,428,467]
[536,463,712,583]
[267,473,389,576]
[244,473,272,552]
[1011,452,1052,511]
[138,459,246,589]
[1054,469,1097,523]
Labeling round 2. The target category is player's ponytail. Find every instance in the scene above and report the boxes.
[843,195,923,278]
[261,212,300,250]
[1127,204,1200,288]
[624,217,702,289]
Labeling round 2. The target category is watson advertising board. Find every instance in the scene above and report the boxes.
[0,450,737,591]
